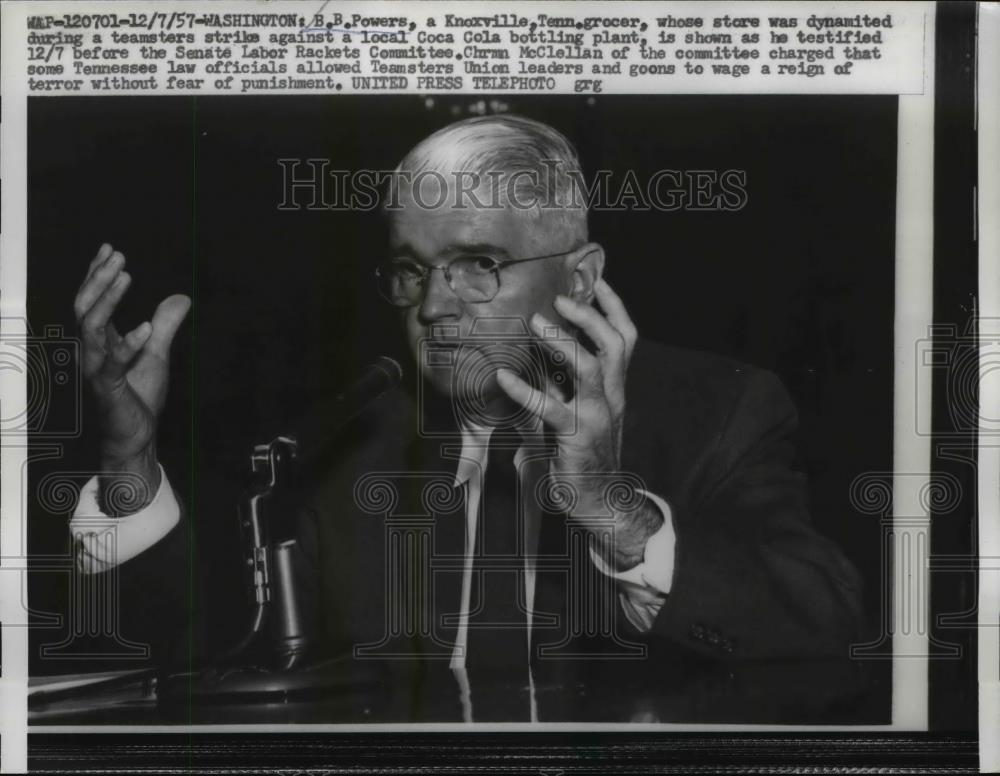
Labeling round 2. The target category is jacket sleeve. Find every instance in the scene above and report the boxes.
[97,490,326,672]
[646,369,865,660]
[97,501,206,670]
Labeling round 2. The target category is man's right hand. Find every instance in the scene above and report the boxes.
[74,243,190,515]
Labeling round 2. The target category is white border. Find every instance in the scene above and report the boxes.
[0,0,940,767]
[890,85,936,733]
[0,0,32,770]
[978,3,1000,774]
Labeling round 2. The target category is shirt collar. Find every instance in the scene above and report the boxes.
[453,420,538,487]
[453,420,496,487]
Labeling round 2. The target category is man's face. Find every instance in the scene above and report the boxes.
[387,180,575,415]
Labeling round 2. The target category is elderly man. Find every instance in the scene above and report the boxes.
[71,115,863,716]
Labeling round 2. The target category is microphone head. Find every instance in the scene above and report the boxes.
[290,356,405,466]
[373,356,404,388]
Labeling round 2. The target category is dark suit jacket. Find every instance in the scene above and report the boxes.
[118,339,864,671]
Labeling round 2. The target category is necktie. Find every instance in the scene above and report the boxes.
[465,431,530,719]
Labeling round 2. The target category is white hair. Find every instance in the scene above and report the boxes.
[389,114,588,245]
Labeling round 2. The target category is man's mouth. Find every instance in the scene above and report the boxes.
[425,323,463,349]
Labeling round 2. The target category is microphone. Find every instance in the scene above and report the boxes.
[216,356,404,670]
[290,356,404,464]
[157,357,406,699]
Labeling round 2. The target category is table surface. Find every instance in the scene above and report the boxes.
[29,656,889,726]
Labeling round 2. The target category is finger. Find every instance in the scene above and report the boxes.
[593,278,638,355]
[80,271,131,341]
[74,250,125,322]
[553,294,627,364]
[553,294,631,411]
[543,373,570,404]
[496,367,573,432]
[85,243,115,282]
[144,294,191,359]
[82,317,127,380]
[81,339,107,380]
[529,312,598,377]
[105,319,123,348]
[530,312,603,399]
[80,271,130,378]
[101,322,153,383]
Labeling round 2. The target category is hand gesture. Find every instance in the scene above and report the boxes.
[74,243,190,505]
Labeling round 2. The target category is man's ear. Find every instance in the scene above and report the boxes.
[565,243,606,304]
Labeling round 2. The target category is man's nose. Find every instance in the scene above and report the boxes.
[417,269,462,324]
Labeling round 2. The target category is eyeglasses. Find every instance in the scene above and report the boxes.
[375,248,578,307]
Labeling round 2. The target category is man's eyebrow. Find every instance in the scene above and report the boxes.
[387,243,418,260]
[387,241,512,264]
[439,242,511,258]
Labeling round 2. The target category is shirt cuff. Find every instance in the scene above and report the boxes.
[69,465,180,574]
[588,488,676,594]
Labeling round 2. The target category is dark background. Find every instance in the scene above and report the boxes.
[27,95,896,702]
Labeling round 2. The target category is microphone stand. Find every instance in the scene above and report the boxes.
[157,429,388,705]
[158,358,405,705]
[219,434,305,670]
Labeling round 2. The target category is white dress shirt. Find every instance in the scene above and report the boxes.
[70,430,677,647]
[71,464,180,574]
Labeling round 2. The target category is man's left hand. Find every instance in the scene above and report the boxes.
[496,278,662,570]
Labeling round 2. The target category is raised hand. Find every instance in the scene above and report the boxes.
[74,243,190,512]
[496,278,661,570]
